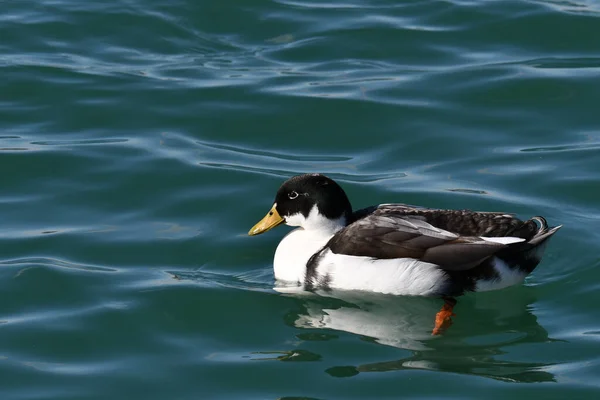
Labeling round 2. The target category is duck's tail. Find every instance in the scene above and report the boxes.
[527,216,562,247]
[499,216,562,274]
[523,217,562,272]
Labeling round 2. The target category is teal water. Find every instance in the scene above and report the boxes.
[1,0,600,398]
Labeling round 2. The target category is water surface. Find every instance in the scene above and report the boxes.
[1,0,600,398]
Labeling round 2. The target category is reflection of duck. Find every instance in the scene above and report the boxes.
[291,292,438,351]
[285,289,556,383]
[249,173,561,333]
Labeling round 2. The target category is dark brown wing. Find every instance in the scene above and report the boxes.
[328,211,516,271]
[355,204,538,239]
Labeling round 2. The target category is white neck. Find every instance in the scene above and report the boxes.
[285,205,346,235]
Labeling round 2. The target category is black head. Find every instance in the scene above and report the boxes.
[274,173,352,221]
[248,173,353,236]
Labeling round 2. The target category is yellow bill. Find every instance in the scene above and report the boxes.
[248,204,284,236]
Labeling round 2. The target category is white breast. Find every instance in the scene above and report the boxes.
[273,228,333,284]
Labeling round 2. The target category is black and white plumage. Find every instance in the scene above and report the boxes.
[248,173,561,297]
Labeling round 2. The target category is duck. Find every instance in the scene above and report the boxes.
[248,173,561,334]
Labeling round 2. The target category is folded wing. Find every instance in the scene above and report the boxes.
[328,213,522,271]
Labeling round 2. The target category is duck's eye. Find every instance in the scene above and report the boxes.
[288,191,299,200]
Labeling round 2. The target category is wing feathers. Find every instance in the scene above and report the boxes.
[327,211,522,271]
[422,240,506,270]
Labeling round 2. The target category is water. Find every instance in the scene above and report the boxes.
[1,0,600,398]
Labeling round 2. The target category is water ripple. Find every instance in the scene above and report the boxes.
[1,0,600,398]
[0,257,118,273]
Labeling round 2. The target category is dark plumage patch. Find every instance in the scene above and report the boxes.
[443,258,501,295]
[372,205,539,239]
[317,273,332,291]
[305,247,327,291]
[347,205,378,223]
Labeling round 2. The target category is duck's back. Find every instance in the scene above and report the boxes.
[351,204,538,238]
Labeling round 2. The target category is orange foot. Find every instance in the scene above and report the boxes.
[432,299,456,336]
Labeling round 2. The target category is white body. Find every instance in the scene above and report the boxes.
[275,231,449,295]
[313,249,449,296]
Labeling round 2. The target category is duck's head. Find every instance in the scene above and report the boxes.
[248,173,352,236]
